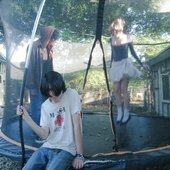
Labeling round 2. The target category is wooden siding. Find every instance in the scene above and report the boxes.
[149,46,170,117]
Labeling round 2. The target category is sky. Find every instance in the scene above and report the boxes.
[158,0,170,12]
[0,44,5,57]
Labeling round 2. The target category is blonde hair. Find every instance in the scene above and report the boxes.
[109,18,126,32]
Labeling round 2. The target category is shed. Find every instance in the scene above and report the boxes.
[149,46,170,117]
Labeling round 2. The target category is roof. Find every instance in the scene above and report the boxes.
[0,52,6,63]
[148,46,170,66]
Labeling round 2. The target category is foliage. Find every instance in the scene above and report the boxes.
[0,0,170,59]
[0,0,170,39]
[63,67,149,98]
[64,68,110,94]
[134,35,170,60]
[63,68,150,112]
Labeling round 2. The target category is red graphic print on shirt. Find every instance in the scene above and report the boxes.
[55,114,64,126]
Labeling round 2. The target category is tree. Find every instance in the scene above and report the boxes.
[0,0,170,57]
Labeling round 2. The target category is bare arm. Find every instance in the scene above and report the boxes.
[17,105,49,140]
[73,113,83,154]
[72,112,84,169]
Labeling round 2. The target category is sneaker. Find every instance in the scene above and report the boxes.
[35,137,46,144]
[122,110,131,124]
[116,107,123,123]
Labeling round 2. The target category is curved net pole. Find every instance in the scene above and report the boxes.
[19,0,46,167]
[83,0,118,151]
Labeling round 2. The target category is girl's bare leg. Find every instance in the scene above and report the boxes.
[114,81,123,122]
[121,78,130,123]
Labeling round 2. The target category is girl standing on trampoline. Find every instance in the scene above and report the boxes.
[109,18,147,124]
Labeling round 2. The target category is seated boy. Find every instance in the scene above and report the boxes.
[17,71,84,170]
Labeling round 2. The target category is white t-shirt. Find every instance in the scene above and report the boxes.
[40,88,81,155]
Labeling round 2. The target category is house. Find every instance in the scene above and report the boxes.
[0,52,6,106]
[149,46,170,117]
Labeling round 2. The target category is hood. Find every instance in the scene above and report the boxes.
[40,26,56,48]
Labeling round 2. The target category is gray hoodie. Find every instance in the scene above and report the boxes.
[26,26,57,95]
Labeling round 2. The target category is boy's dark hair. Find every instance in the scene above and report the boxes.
[40,71,66,98]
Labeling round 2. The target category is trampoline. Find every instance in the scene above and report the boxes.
[1,112,170,169]
[0,0,170,169]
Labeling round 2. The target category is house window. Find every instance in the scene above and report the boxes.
[162,74,170,100]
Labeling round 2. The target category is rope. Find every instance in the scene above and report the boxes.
[84,159,123,164]
[0,130,37,151]
[84,159,126,169]
[82,0,118,151]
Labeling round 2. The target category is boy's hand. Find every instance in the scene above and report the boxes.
[16,105,24,116]
[72,154,84,169]
[16,105,30,120]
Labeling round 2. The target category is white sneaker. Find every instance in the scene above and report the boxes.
[122,110,130,124]
[116,108,123,123]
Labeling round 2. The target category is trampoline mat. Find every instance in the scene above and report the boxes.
[1,112,170,169]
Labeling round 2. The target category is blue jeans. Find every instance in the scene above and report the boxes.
[30,93,46,125]
[23,147,74,170]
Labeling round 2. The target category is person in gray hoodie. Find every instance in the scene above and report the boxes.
[26,26,59,129]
